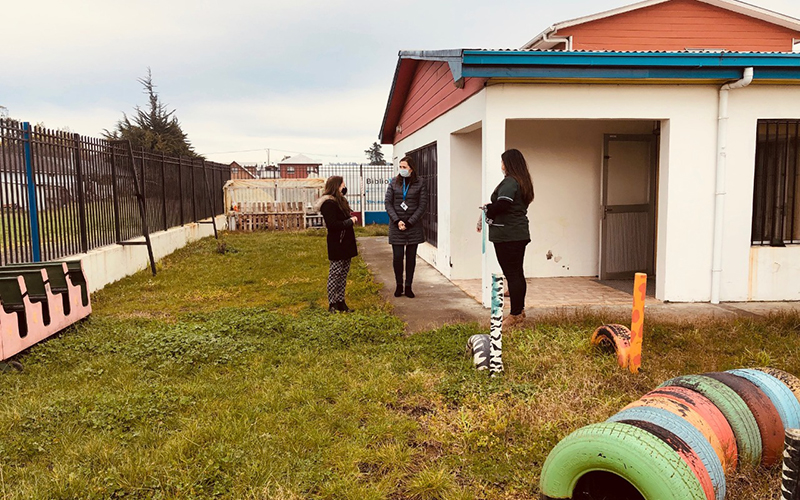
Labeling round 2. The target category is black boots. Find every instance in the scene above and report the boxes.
[329,301,353,313]
[393,283,415,298]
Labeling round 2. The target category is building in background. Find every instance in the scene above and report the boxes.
[278,154,321,179]
[229,162,257,180]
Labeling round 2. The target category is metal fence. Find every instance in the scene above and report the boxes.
[0,119,230,265]
[320,163,396,223]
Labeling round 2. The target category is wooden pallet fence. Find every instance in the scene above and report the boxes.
[234,201,310,231]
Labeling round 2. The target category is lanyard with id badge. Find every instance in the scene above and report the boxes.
[400,179,410,211]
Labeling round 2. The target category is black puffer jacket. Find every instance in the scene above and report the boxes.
[385,177,428,245]
[315,196,357,261]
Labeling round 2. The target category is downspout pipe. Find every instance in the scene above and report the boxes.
[542,30,573,51]
[711,67,753,304]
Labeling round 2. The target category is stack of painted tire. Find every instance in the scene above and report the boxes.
[540,367,800,500]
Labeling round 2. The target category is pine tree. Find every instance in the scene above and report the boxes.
[105,69,201,158]
[364,142,386,165]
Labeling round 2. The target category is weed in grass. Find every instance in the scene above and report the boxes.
[405,466,457,500]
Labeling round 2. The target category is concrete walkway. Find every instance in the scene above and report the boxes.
[358,237,800,332]
[358,237,487,332]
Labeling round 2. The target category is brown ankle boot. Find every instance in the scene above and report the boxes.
[504,311,526,330]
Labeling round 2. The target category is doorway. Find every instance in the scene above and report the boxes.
[600,134,658,280]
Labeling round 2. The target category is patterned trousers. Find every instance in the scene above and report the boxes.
[327,259,351,304]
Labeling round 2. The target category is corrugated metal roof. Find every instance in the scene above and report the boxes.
[472,48,799,55]
[278,154,321,165]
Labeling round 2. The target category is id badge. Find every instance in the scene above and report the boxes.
[400,202,408,211]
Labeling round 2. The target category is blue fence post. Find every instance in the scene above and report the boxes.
[22,122,41,262]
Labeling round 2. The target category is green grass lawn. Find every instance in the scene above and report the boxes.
[0,230,797,499]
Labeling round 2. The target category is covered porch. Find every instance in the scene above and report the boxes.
[447,117,665,307]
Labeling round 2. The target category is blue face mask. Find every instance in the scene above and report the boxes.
[399,169,411,178]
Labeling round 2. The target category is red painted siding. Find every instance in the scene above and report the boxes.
[230,163,258,180]
[394,61,484,144]
[279,164,320,178]
[560,0,800,52]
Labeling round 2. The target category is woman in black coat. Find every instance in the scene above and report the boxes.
[479,149,534,329]
[315,176,358,312]
[385,155,428,298]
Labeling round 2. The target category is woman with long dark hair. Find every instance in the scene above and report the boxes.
[385,155,428,298]
[315,176,358,312]
[480,149,534,328]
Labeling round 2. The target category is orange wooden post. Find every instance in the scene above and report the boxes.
[629,272,647,374]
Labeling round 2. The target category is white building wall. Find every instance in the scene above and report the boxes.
[393,90,486,280]
[395,81,800,303]
[450,126,483,280]
[505,119,655,278]
[487,83,721,302]
[719,86,800,301]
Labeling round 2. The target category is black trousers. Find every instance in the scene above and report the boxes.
[493,240,529,315]
[392,244,418,286]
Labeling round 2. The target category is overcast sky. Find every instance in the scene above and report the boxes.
[3,0,800,165]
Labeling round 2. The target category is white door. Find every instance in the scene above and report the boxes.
[601,134,657,280]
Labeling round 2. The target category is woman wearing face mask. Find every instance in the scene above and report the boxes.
[385,156,428,298]
[479,149,534,329]
[315,176,358,312]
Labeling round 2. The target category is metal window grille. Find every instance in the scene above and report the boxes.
[407,142,438,247]
[751,120,800,246]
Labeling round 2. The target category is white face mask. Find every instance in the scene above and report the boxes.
[399,169,411,178]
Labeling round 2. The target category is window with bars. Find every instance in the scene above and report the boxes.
[407,142,438,247]
[752,120,800,246]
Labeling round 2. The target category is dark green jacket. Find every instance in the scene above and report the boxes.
[486,176,530,243]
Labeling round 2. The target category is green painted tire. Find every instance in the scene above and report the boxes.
[660,374,762,468]
[540,422,706,500]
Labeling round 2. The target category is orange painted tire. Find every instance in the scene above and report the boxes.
[704,371,785,467]
[644,386,738,472]
[660,374,762,468]
[623,395,727,470]
[590,324,631,368]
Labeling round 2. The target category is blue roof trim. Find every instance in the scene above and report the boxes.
[459,50,800,80]
[464,67,748,80]
[462,50,800,68]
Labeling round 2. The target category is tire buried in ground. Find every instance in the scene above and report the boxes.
[609,406,725,500]
[755,367,800,406]
[727,369,800,430]
[642,386,738,472]
[704,371,785,467]
[660,374,762,468]
[590,324,632,368]
[540,422,707,500]
[623,395,728,470]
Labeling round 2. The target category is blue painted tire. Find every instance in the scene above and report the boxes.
[609,406,726,500]
[728,369,800,430]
